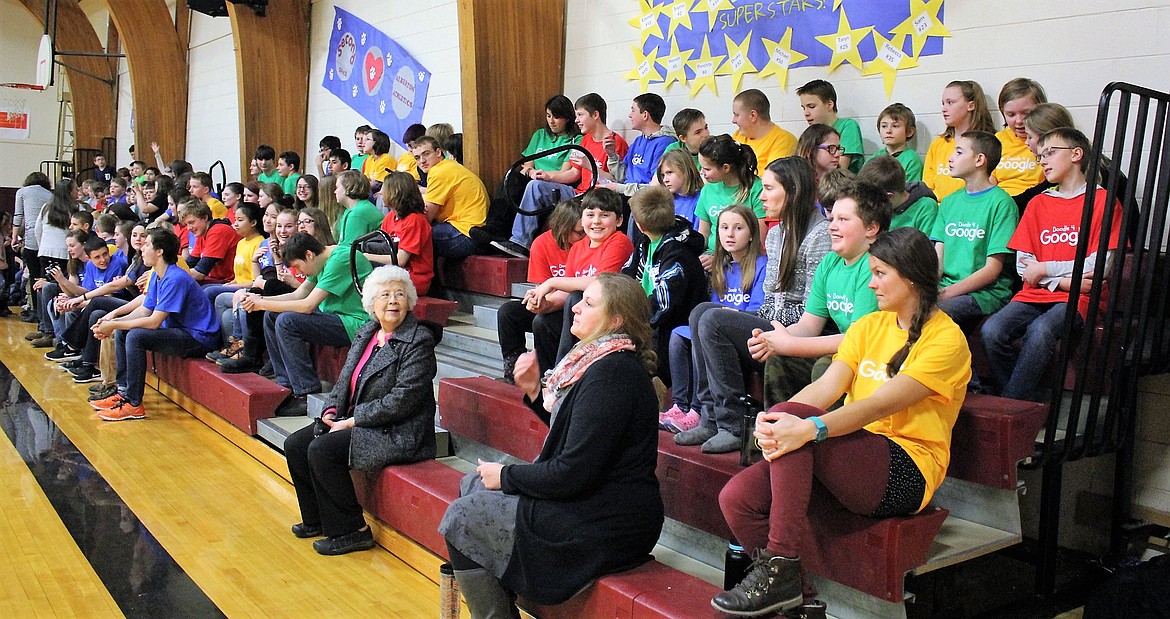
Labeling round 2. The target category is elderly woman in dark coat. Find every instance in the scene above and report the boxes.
[284,265,440,556]
[440,273,664,618]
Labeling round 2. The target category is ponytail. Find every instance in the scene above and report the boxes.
[734,143,758,204]
[868,227,941,377]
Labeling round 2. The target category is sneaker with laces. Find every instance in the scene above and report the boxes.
[62,359,87,371]
[659,404,687,430]
[72,366,103,383]
[45,345,81,362]
[90,392,125,410]
[31,335,55,348]
[711,550,803,617]
[24,331,44,341]
[99,401,146,421]
[206,336,243,362]
[664,410,701,434]
[88,384,119,401]
[490,239,530,258]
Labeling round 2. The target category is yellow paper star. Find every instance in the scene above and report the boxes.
[656,37,694,89]
[627,0,663,47]
[686,36,725,98]
[758,27,808,91]
[623,45,664,92]
[718,32,759,93]
[691,0,734,32]
[862,32,919,98]
[814,8,873,74]
[890,0,952,58]
[665,0,693,39]
[833,0,844,8]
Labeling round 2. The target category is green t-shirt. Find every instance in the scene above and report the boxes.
[834,117,864,174]
[257,169,282,185]
[930,186,1019,314]
[663,141,701,169]
[281,172,302,197]
[311,248,373,340]
[523,130,582,172]
[891,195,938,236]
[695,177,765,251]
[639,236,663,296]
[805,251,879,333]
[867,148,924,183]
[335,199,385,247]
[350,153,370,175]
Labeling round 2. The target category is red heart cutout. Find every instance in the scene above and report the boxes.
[363,50,384,93]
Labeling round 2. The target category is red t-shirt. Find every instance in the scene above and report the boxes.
[565,231,633,278]
[573,132,628,194]
[191,220,239,284]
[380,211,435,295]
[527,230,570,284]
[1010,187,1123,316]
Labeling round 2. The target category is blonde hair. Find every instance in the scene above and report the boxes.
[656,149,702,196]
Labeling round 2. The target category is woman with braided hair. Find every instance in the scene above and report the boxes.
[713,226,972,618]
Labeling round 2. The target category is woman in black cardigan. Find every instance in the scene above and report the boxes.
[440,272,664,618]
[284,265,439,556]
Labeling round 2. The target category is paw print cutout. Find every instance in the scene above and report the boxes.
[360,33,367,46]
[352,84,358,97]
[380,100,386,114]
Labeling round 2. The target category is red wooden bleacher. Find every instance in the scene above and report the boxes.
[439,255,528,297]
[151,354,288,434]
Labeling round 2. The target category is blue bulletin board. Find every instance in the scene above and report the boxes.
[625,0,949,97]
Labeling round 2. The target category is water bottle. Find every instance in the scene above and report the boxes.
[724,539,752,590]
[738,394,763,467]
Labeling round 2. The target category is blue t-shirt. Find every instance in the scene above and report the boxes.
[81,251,129,290]
[144,264,220,348]
[624,134,676,184]
[674,192,700,230]
[713,254,769,313]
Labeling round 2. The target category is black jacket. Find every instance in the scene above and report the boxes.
[621,215,707,330]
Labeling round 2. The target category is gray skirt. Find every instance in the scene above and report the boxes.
[438,472,520,578]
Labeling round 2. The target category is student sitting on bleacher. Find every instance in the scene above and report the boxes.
[332,170,385,247]
[89,228,221,422]
[240,233,372,416]
[496,200,582,383]
[714,227,970,618]
[413,135,490,258]
[440,273,664,615]
[368,171,434,296]
[181,198,238,285]
[284,265,439,556]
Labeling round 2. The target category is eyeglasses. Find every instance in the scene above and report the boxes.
[1036,146,1074,162]
[297,218,314,226]
[375,290,408,302]
[818,144,844,156]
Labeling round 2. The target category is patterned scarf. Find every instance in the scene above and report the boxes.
[542,333,635,417]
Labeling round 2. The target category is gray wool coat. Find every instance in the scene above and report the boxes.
[323,312,440,470]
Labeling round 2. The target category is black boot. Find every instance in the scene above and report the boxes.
[711,550,803,617]
[452,568,521,619]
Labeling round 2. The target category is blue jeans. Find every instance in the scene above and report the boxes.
[938,293,985,331]
[668,326,699,411]
[980,301,1076,401]
[263,310,352,396]
[432,222,478,258]
[116,327,214,406]
[509,180,576,248]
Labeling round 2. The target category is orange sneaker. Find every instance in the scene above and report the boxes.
[89,392,125,410]
[99,402,145,421]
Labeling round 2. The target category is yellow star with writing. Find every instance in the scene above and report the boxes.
[664,0,693,39]
[757,27,808,91]
[686,35,725,98]
[656,37,694,89]
[814,8,873,74]
[890,0,951,58]
[623,45,664,92]
[691,0,734,32]
[627,0,663,47]
[718,32,759,93]
[862,32,919,98]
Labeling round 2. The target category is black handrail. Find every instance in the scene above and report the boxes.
[208,160,227,195]
[502,143,599,216]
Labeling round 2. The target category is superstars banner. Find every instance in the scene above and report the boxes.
[626,0,949,98]
[323,7,431,148]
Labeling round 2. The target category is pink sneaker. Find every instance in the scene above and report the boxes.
[659,404,687,430]
[664,410,701,434]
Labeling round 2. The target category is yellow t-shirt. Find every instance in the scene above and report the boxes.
[733,124,797,174]
[362,153,394,183]
[233,234,264,285]
[991,128,1044,196]
[834,310,972,511]
[207,197,227,220]
[142,260,191,294]
[396,152,420,181]
[424,159,488,236]
[923,136,966,201]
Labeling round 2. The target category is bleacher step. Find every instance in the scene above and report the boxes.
[473,304,500,330]
[256,417,452,457]
[436,351,502,381]
[441,288,510,314]
[439,326,505,361]
[511,282,534,298]
[912,515,1021,576]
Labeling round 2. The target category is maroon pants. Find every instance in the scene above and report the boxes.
[718,402,892,559]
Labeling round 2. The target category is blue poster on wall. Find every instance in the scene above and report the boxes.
[323,7,431,148]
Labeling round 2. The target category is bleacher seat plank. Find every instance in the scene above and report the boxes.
[151,355,289,434]
[949,393,1047,489]
[438,377,546,462]
[440,255,529,298]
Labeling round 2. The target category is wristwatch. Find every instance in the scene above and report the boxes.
[809,416,829,443]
